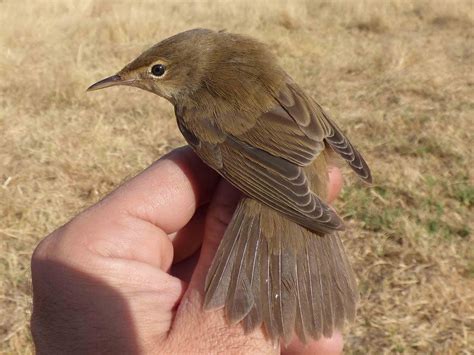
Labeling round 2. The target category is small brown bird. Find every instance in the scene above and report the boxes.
[88,28,371,344]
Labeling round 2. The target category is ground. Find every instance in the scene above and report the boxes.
[0,0,472,353]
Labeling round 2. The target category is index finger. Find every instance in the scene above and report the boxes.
[92,146,220,234]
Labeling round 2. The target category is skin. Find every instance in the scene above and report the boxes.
[31,147,344,354]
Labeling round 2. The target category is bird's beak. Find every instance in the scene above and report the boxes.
[87,74,135,92]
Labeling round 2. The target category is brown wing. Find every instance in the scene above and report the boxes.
[176,111,343,235]
[220,136,343,234]
[235,81,372,182]
[228,83,326,166]
[321,112,372,182]
[175,79,371,233]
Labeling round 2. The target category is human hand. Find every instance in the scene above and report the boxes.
[31,146,344,354]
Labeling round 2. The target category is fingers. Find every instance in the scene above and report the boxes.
[31,148,220,352]
[39,147,220,271]
[170,205,209,264]
[94,146,220,234]
[327,166,343,203]
[282,332,344,355]
[30,148,228,353]
[169,205,209,282]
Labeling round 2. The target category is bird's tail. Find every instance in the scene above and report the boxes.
[203,197,358,344]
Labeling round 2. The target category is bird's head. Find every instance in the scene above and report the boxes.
[87,28,218,103]
[88,28,284,113]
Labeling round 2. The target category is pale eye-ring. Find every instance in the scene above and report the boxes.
[150,64,166,77]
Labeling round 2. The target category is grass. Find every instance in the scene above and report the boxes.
[1,0,473,353]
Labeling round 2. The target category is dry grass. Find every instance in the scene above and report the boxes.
[1,0,473,353]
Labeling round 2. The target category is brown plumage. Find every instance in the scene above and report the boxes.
[88,28,372,344]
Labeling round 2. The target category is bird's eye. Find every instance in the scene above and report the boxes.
[151,64,166,77]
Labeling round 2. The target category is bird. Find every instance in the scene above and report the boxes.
[87,28,372,345]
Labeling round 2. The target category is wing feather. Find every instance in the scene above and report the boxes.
[175,77,371,233]
[228,80,372,182]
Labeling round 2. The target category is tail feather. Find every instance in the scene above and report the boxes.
[204,207,245,309]
[294,253,311,342]
[241,226,263,333]
[306,239,325,338]
[204,198,357,343]
[269,232,298,345]
[332,235,358,320]
[318,234,337,337]
[226,213,259,322]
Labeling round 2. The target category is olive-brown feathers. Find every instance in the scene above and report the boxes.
[120,29,286,119]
